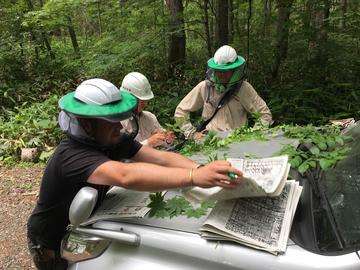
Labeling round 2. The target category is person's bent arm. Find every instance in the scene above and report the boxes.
[240,82,273,126]
[132,145,198,168]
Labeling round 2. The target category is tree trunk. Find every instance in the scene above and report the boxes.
[202,0,212,57]
[306,0,330,82]
[26,0,34,10]
[38,0,55,59]
[271,0,294,80]
[214,0,228,48]
[41,32,55,59]
[228,0,234,44]
[66,16,81,56]
[209,0,215,48]
[338,0,347,29]
[263,0,272,36]
[97,0,102,35]
[165,0,186,75]
[348,0,358,12]
[25,0,39,60]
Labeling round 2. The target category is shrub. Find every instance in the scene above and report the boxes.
[0,95,63,160]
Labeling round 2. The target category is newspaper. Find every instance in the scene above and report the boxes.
[184,155,290,202]
[81,187,152,226]
[200,180,302,255]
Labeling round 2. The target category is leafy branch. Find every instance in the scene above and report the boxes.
[274,124,352,174]
[180,125,270,157]
[147,192,215,219]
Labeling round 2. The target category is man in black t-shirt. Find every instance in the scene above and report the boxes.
[27,78,242,270]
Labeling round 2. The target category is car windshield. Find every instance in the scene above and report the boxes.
[319,128,360,250]
[291,123,360,254]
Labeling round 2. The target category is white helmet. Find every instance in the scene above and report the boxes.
[120,72,154,100]
[213,45,238,65]
[59,78,139,146]
[74,78,121,105]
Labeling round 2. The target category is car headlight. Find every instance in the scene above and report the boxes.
[61,231,111,263]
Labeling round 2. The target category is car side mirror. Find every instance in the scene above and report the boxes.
[69,187,98,227]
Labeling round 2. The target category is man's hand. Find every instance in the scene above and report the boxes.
[192,160,242,189]
[147,132,167,147]
[194,129,208,140]
[147,130,176,147]
[164,131,176,144]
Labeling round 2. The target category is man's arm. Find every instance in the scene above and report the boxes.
[239,81,273,126]
[87,146,242,191]
[132,144,198,168]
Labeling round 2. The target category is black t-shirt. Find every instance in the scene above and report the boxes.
[27,137,142,250]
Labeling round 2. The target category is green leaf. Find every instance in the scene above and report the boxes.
[289,157,302,168]
[147,193,214,219]
[319,159,334,170]
[165,196,190,217]
[185,207,208,218]
[39,149,54,161]
[316,141,328,150]
[309,146,320,155]
[308,160,317,168]
[152,209,169,218]
[326,137,336,148]
[147,192,166,217]
[298,162,310,175]
[335,136,344,146]
[36,119,51,129]
[201,200,216,209]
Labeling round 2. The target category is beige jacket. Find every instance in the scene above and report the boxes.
[135,111,163,145]
[174,80,272,138]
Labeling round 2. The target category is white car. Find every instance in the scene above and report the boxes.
[61,132,360,270]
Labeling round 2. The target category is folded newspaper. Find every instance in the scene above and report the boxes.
[200,180,302,255]
[184,155,290,202]
[81,187,152,226]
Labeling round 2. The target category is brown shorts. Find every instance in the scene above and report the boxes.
[27,238,68,270]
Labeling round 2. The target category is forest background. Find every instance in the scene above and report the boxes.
[0,0,359,161]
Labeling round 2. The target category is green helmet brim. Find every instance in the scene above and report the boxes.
[207,55,245,70]
[59,90,137,121]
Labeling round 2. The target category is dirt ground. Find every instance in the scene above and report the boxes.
[0,163,44,270]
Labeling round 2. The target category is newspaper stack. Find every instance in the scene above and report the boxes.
[200,180,302,255]
[184,155,290,202]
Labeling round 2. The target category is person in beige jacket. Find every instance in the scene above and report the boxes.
[121,72,174,147]
[175,45,272,139]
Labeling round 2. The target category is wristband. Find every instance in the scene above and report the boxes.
[189,168,194,186]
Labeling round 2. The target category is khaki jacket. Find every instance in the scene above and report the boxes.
[174,80,272,138]
[135,111,163,145]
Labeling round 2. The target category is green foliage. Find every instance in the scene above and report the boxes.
[180,131,228,157]
[147,192,167,217]
[268,82,360,125]
[39,148,56,162]
[0,95,63,159]
[274,124,352,174]
[147,192,215,219]
[179,125,269,157]
[178,123,350,176]
[1,0,360,161]
[164,115,189,135]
